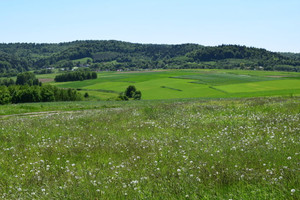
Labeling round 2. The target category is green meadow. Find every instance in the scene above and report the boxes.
[0,97,299,199]
[42,69,300,100]
[1,69,299,199]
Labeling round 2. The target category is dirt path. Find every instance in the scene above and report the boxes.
[39,78,54,83]
[0,107,123,119]
[116,70,168,74]
[0,110,81,119]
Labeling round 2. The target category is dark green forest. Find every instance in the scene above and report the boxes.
[0,72,82,104]
[1,40,300,76]
[54,71,97,82]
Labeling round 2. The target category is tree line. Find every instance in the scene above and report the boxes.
[0,72,82,104]
[54,71,97,82]
[0,85,82,104]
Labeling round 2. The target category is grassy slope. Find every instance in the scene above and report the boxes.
[72,57,93,64]
[0,97,299,199]
[215,79,300,93]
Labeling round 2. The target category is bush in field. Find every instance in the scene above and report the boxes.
[133,90,142,100]
[118,85,142,100]
[125,85,136,98]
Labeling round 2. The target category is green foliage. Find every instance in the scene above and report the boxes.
[16,72,41,86]
[1,41,300,73]
[54,71,97,82]
[0,86,12,105]
[34,68,53,74]
[84,92,89,98]
[0,51,30,73]
[125,85,136,98]
[0,85,82,104]
[16,85,42,103]
[133,90,142,100]
[118,85,142,100]
[0,78,15,86]
[40,85,55,102]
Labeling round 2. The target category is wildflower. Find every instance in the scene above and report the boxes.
[131,180,139,184]
[287,156,292,160]
[291,189,295,193]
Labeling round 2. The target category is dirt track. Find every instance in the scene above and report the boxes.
[0,110,79,119]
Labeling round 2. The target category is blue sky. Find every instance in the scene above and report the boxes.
[0,0,300,52]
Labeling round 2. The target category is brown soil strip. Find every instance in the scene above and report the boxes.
[116,70,168,74]
[39,78,54,83]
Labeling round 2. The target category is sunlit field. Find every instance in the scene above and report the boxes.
[40,69,300,100]
[0,97,299,199]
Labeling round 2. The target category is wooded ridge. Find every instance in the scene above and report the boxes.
[1,40,300,75]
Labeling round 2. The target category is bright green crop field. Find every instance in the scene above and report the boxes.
[41,69,300,100]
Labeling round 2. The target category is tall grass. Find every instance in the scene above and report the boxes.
[0,97,299,199]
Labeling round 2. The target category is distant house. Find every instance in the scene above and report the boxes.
[72,67,79,71]
[79,64,90,68]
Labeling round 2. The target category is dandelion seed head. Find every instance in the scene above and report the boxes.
[291,189,295,193]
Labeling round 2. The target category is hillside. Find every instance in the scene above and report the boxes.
[1,40,300,75]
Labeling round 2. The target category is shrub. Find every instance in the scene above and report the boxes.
[0,86,12,105]
[119,85,142,101]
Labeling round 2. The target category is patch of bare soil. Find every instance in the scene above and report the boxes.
[116,70,168,74]
[0,108,123,119]
[265,76,286,78]
[39,78,54,83]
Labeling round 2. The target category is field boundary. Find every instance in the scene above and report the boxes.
[161,86,183,91]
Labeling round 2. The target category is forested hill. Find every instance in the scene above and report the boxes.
[280,52,300,60]
[1,40,300,75]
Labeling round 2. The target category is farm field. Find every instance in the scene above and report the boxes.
[39,69,300,100]
[0,97,299,199]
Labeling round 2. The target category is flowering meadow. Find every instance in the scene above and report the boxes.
[0,97,299,199]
